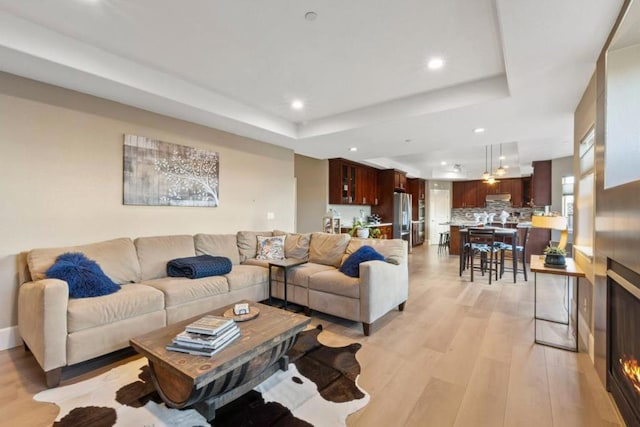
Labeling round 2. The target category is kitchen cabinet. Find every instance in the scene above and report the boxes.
[449,226,461,255]
[371,169,407,224]
[453,180,476,208]
[377,224,393,239]
[452,181,479,208]
[328,159,379,205]
[454,178,529,208]
[532,160,552,206]
[394,170,407,192]
[510,179,524,207]
[407,178,426,219]
[452,181,465,208]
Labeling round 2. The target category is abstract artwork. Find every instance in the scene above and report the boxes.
[123,134,219,207]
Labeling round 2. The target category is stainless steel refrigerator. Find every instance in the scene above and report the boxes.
[393,192,412,251]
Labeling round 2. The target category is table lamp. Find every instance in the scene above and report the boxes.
[531,214,568,267]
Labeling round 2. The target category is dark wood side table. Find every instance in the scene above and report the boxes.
[267,258,307,310]
[530,256,586,352]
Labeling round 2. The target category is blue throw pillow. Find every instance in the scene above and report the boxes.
[339,246,385,278]
[46,252,121,298]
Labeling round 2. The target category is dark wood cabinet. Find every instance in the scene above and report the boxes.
[371,169,407,223]
[453,181,478,208]
[452,181,465,208]
[463,181,478,207]
[394,170,407,192]
[328,159,379,205]
[407,178,426,220]
[454,178,529,208]
[532,160,552,206]
[510,179,524,207]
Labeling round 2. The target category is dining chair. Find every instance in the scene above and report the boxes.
[467,228,499,284]
[499,226,530,281]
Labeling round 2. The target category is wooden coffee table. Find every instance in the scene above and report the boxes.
[130,300,310,421]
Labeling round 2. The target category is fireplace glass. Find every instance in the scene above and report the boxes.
[608,272,640,426]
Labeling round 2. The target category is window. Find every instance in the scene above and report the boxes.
[577,127,595,248]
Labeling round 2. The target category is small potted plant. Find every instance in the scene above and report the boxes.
[349,219,370,238]
[369,227,382,239]
[543,246,567,268]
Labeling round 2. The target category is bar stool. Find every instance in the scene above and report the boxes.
[467,228,499,284]
[438,231,450,253]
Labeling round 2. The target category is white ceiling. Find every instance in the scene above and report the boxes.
[0,0,624,180]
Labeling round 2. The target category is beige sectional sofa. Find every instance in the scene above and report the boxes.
[18,231,408,387]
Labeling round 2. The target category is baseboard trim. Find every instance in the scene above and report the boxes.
[577,314,594,360]
[0,326,22,351]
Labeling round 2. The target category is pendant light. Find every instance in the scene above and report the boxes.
[485,145,496,184]
[495,143,506,176]
[481,146,491,180]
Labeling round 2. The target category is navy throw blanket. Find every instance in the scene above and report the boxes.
[167,255,232,279]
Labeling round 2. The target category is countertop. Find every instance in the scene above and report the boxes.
[341,222,392,229]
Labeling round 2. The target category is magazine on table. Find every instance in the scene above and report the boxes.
[166,329,240,356]
[185,315,235,336]
[174,325,240,349]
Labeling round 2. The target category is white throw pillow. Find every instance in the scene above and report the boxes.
[256,235,286,260]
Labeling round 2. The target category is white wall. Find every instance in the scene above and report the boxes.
[294,155,328,233]
[0,72,295,329]
[605,43,640,189]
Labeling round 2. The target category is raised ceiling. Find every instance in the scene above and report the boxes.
[0,0,624,179]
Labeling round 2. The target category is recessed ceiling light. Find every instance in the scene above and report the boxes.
[427,57,444,70]
[441,161,447,165]
[291,100,304,110]
[349,147,358,152]
[305,11,317,21]
[404,139,412,143]
[473,127,485,133]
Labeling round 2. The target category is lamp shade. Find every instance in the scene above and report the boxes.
[531,215,569,251]
[531,215,568,230]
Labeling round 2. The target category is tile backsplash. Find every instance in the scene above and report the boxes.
[451,201,533,223]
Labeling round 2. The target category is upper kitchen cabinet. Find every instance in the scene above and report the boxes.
[394,170,407,192]
[532,160,552,206]
[328,158,379,205]
[407,178,426,220]
[452,181,479,208]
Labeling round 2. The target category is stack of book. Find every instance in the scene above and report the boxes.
[166,315,240,357]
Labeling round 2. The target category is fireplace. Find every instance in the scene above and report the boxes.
[607,261,640,427]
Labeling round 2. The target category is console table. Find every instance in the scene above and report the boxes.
[530,256,586,352]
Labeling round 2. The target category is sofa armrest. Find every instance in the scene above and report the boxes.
[359,260,409,323]
[18,279,69,372]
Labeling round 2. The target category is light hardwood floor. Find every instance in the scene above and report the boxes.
[0,244,622,426]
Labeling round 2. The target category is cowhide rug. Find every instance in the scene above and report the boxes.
[34,325,369,426]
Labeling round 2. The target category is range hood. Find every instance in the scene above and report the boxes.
[486,193,511,202]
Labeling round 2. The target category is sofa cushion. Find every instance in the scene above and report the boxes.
[309,270,360,299]
[67,284,164,333]
[339,246,385,278]
[141,275,229,308]
[342,238,405,266]
[256,235,286,260]
[46,253,121,298]
[224,265,268,291]
[194,234,241,265]
[135,235,196,281]
[28,237,141,285]
[309,233,351,267]
[237,231,273,262]
[274,230,311,260]
[242,258,270,268]
[272,262,336,288]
